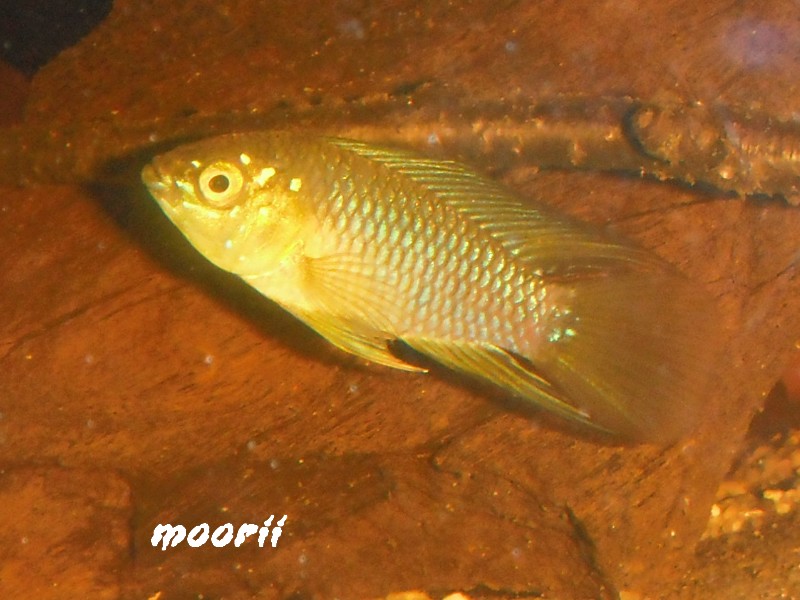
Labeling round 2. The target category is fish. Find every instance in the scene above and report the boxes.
[141,131,718,442]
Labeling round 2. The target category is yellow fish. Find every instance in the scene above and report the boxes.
[142,132,716,442]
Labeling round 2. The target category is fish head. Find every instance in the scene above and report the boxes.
[141,135,313,277]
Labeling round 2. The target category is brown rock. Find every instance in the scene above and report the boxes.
[0,466,131,599]
[0,60,28,126]
[2,1,800,598]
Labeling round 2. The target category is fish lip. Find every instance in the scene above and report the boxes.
[141,163,165,188]
[141,162,181,208]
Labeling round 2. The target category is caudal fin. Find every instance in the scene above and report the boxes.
[535,270,720,442]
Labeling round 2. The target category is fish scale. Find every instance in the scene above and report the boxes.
[316,156,539,352]
[142,131,719,442]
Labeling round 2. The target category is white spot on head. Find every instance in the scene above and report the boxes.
[253,167,276,187]
[289,177,302,192]
[176,180,195,194]
[239,153,252,165]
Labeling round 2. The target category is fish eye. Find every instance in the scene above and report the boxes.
[198,162,244,207]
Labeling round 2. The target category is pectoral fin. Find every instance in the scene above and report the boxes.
[275,252,423,371]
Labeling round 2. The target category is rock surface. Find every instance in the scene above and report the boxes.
[2,1,800,598]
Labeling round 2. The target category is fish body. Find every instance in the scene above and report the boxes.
[142,132,716,441]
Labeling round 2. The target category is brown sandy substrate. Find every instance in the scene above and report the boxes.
[1,1,800,598]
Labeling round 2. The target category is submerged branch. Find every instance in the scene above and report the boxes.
[2,92,799,204]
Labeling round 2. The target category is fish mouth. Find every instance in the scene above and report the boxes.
[140,163,156,187]
[141,162,167,189]
[141,163,181,208]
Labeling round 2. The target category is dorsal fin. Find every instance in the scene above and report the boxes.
[326,137,661,276]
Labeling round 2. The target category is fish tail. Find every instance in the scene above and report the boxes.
[535,271,720,442]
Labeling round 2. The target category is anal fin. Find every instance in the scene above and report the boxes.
[402,336,603,431]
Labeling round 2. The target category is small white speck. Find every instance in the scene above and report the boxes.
[191,160,201,168]
[289,177,302,192]
[224,239,233,249]
[177,181,195,195]
[204,354,214,365]
[253,166,276,187]
[239,153,252,165]
[718,165,735,180]
[443,594,471,600]
[270,458,280,470]
[338,17,365,39]
[427,132,441,146]
[246,439,257,451]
